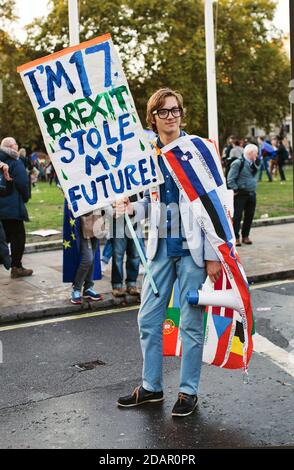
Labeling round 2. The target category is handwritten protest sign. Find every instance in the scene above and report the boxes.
[17,33,163,216]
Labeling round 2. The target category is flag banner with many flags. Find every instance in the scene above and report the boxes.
[161,135,254,372]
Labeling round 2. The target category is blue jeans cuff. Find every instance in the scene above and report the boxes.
[112,284,122,289]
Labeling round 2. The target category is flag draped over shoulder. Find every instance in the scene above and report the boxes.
[161,135,254,372]
[62,200,101,283]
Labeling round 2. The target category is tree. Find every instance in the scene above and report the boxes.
[0,0,17,26]
[215,0,290,145]
[24,0,208,135]
[0,30,46,149]
[0,0,290,149]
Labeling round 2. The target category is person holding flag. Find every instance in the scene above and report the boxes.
[62,202,104,305]
[115,88,222,417]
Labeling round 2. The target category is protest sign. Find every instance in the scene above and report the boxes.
[18,33,163,216]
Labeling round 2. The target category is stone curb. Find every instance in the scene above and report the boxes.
[24,216,294,254]
[1,269,293,326]
[0,293,140,325]
[251,215,294,228]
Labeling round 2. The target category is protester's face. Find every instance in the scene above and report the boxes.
[153,96,182,137]
[248,149,258,161]
[10,140,19,152]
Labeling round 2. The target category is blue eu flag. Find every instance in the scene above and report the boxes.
[62,200,101,283]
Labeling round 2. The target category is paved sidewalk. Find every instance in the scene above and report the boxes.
[0,222,293,324]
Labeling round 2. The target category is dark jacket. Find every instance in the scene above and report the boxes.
[227,157,258,193]
[0,149,30,221]
[0,220,11,269]
[276,143,289,164]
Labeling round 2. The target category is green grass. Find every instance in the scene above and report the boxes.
[25,167,294,241]
[25,182,64,242]
[255,166,294,219]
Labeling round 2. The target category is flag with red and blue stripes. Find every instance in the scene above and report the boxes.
[161,135,254,372]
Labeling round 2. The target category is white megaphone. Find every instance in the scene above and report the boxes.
[187,277,240,312]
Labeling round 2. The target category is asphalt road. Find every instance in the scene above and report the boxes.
[0,280,293,449]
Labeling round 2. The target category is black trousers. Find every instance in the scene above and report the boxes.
[278,162,286,181]
[1,219,26,268]
[233,192,256,239]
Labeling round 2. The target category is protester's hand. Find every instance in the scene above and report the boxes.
[206,260,222,284]
[113,197,134,218]
[0,163,12,181]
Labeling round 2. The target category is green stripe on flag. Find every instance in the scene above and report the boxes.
[166,307,180,328]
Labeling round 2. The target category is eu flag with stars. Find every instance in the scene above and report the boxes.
[62,200,101,283]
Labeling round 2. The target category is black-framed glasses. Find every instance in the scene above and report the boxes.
[152,107,183,119]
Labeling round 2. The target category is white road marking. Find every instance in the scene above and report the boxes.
[254,333,294,378]
[1,279,294,379]
[0,305,139,332]
[250,279,294,290]
[1,279,292,333]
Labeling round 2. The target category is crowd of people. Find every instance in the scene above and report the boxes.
[0,140,62,278]
[0,137,33,278]
[223,135,290,183]
[0,136,144,304]
[222,135,290,246]
[0,131,291,285]
[18,149,59,191]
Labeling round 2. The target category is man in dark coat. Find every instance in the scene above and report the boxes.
[0,137,33,278]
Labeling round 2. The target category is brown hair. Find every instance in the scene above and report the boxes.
[146,88,185,133]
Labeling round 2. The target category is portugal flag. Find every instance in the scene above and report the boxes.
[163,280,182,356]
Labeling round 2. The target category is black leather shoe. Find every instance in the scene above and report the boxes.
[117,386,164,407]
[172,393,198,417]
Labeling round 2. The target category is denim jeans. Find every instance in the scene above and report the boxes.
[73,237,98,291]
[138,238,206,395]
[102,238,112,264]
[258,156,272,181]
[111,236,140,288]
[103,237,145,266]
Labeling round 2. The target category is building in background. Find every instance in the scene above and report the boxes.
[247,112,292,148]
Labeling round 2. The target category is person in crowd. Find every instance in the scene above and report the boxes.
[270,137,278,179]
[38,161,46,182]
[63,202,105,305]
[276,137,288,184]
[19,148,35,199]
[46,161,56,185]
[222,135,235,173]
[115,88,222,417]
[111,193,142,297]
[227,144,259,247]
[101,229,146,276]
[0,137,33,278]
[225,138,243,178]
[101,238,113,273]
[0,161,12,270]
[30,164,39,187]
[258,136,273,182]
[19,148,28,169]
[229,139,243,160]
